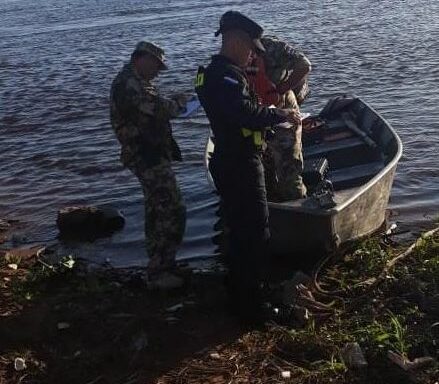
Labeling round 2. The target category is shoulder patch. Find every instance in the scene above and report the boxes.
[223,76,239,85]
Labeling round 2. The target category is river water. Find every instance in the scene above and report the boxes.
[1,0,438,266]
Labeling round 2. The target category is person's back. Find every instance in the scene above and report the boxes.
[260,35,311,109]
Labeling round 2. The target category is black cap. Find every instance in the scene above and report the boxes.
[215,11,265,53]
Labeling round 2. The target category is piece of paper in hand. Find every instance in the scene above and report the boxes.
[276,122,293,130]
[179,97,201,117]
[300,112,311,120]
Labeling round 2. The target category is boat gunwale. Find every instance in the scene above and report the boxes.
[204,96,403,217]
[268,96,403,216]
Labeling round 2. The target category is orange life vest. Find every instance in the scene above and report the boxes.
[247,57,280,107]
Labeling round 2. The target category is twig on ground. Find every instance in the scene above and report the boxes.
[355,226,439,291]
[313,227,439,298]
[85,375,104,384]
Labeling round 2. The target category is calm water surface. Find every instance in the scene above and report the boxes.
[1,0,438,265]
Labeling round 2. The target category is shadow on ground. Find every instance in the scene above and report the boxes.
[0,260,249,383]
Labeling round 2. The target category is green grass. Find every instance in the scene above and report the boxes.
[2,229,438,384]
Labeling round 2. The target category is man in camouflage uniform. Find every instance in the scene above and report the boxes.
[257,36,312,201]
[110,41,187,289]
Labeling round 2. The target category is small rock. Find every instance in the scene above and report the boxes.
[192,268,210,275]
[109,282,122,289]
[210,376,225,383]
[341,342,368,369]
[210,353,221,359]
[7,264,18,270]
[385,222,398,235]
[57,322,71,330]
[387,351,435,371]
[165,316,179,324]
[281,371,291,379]
[14,358,26,371]
[166,303,184,313]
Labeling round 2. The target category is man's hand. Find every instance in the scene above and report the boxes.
[279,108,301,125]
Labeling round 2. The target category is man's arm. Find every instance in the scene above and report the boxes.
[266,38,311,95]
[156,93,187,119]
[276,51,311,95]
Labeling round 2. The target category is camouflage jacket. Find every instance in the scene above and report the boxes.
[261,36,311,105]
[261,36,310,85]
[110,62,183,168]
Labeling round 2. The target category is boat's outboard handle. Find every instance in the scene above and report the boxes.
[302,157,329,191]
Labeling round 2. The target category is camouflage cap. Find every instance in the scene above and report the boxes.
[133,41,168,70]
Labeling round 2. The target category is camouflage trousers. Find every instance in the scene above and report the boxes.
[264,90,307,201]
[128,161,186,274]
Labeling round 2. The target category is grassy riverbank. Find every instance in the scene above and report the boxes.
[0,224,438,383]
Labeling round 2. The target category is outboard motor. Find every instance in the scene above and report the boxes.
[302,158,336,208]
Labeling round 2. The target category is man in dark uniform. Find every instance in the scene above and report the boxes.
[195,11,301,321]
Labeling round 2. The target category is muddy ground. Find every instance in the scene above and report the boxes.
[0,219,438,384]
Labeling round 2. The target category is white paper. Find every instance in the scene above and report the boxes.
[273,111,311,129]
[179,97,201,117]
[276,122,293,130]
[300,112,311,120]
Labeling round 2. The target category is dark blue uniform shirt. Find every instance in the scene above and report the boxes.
[196,55,287,158]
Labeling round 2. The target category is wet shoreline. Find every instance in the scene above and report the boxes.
[1,215,438,383]
[1,0,438,266]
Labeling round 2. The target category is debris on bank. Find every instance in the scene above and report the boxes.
[159,227,439,384]
[0,221,438,384]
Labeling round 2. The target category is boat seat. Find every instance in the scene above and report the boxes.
[304,137,365,158]
[329,161,384,186]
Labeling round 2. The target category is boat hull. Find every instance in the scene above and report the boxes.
[205,95,403,255]
[269,165,397,254]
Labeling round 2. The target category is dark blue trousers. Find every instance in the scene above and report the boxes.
[210,152,270,316]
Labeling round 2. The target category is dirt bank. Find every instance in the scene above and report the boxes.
[0,220,438,383]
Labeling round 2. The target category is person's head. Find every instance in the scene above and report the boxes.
[221,29,257,67]
[215,11,265,68]
[131,41,167,80]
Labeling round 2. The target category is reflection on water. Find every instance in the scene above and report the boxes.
[0,0,438,265]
